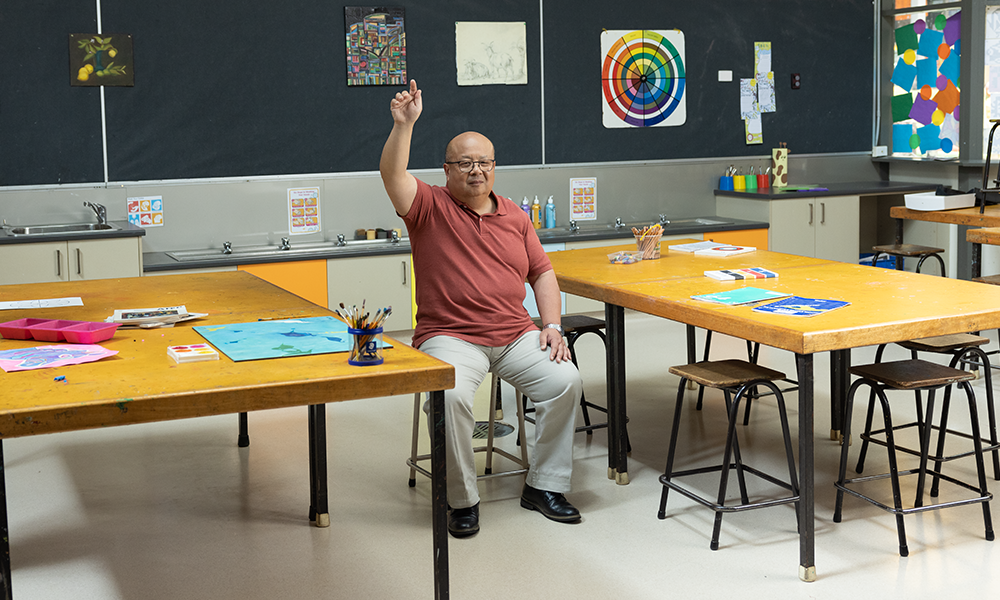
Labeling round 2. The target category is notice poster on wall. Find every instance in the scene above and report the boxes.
[569,177,597,221]
[288,187,320,234]
[127,196,163,227]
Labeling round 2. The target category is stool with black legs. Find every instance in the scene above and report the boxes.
[871,243,946,276]
[859,335,1000,486]
[834,359,994,557]
[657,359,799,550]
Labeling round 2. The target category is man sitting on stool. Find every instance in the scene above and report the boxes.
[379,79,583,538]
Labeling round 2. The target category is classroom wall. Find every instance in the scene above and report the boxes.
[0,0,882,252]
[0,153,881,253]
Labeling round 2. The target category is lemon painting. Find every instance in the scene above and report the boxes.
[69,34,134,87]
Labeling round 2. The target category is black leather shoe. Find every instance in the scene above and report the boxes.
[520,484,581,523]
[448,503,480,538]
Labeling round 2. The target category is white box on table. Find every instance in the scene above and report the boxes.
[903,192,975,211]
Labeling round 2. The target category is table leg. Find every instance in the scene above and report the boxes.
[0,441,10,600]
[307,404,330,527]
[237,412,250,448]
[606,303,629,484]
[829,349,850,441]
[795,353,817,582]
[429,390,450,600]
[973,242,983,280]
[685,325,698,390]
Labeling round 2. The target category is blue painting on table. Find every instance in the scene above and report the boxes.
[193,316,388,362]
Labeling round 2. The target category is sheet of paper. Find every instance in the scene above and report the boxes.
[0,297,84,311]
[0,344,118,372]
[456,21,528,86]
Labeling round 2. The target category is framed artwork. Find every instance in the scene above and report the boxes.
[345,7,406,86]
[69,34,134,87]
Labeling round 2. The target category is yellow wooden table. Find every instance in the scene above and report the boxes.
[889,204,1000,278]
[549,243,1000,583]
[0,272,455,600]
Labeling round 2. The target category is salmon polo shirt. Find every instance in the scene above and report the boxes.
[403,178,553,349]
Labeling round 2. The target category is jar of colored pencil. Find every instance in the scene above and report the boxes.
[348,327,384,366]
[633,224,662,259]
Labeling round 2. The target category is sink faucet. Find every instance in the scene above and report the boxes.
[222,241,232,254]
[279,237,291,251]
[659,214,670,226]
[614,217,625,230]
[336,234,346,247]
[569,220,579,233]
[84,202,107,225]
[390,229,400,243]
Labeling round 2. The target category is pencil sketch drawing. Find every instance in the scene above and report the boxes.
[456,22,527,86]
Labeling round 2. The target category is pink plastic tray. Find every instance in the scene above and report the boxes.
[0,319,120,343]
[0,318,53,340]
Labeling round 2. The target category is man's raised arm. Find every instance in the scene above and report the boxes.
[379,79,422,217]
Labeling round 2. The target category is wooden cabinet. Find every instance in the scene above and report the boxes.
[327,254,412,332]
[0,237,142,284]
[719,195,860,263]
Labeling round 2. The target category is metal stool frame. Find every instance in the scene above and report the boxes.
[834,374,994,557]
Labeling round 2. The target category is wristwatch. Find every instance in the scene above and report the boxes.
[543,323,564,336]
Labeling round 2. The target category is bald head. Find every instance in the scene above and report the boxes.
[445,131,494,162]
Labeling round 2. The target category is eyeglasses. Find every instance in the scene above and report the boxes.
[445,159,495,173]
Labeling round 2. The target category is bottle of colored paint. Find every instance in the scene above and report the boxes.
[545,196,556,229]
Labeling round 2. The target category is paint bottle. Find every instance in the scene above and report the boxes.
[545,196,556,229]
[532,196,542,229]
[521,196,531,215]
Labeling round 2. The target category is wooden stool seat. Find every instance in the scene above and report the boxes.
[669,359,785,389]
[561,314,606,334]
[849,359,973,390]
[871,244,946,276]
[897,334,989,354]
[973,275,1000,285]
[872,243,944,256]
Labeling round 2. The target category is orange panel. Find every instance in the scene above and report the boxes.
[705,228,769,250]
[238,260,328,308]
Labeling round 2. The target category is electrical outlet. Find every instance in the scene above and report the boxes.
[872,146,888,157]
[791,73,801,89]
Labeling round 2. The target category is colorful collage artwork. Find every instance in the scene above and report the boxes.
[127,196,163,227]
[890,11,961,156]
[345,7,406,86]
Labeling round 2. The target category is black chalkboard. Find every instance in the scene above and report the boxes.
[1,1,103,186]
[1,1,871,186]
[543,0,873,163]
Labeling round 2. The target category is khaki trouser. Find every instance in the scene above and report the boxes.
[419,331,582,509]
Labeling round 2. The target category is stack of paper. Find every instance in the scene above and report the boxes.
[668,240,720,253]
[705,267,777,281]
[106,305,207,328]
[691,287,791,306]
[694,245,756,257]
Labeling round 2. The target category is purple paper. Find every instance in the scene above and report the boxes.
[945,13,961,46]
[909,96,938,125]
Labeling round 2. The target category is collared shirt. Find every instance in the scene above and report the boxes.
[403,178,552,348]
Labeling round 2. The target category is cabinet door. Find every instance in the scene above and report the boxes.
[328,255,412,332]
[815,196,860,263]
[0,242,67,284]
[68,238,142,281]
[768,198,816,258]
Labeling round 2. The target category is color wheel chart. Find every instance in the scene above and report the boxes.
[601,29,686,128]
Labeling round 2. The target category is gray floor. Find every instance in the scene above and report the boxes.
[5,311,1000,599]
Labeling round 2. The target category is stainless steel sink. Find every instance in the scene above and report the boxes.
[6,222,121,236]
[662,218,733,227]
[166,238,409,262]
